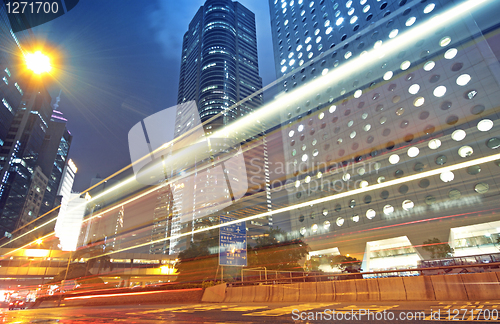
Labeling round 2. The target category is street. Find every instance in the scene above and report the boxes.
[2,301,500,323]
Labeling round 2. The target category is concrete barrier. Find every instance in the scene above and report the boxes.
[224,286,243,303]
[378,277,406,301]
[461,272,500,300]
[202,283,226,303]
[316,281,335,302]
[282,283,300,302]
[335,280,357,301]
[355,278,379,301]
[269,284,283,302]
[253,285,270,302]
[239,286,256,303]
[431,275,468,301]
[403,276,435,301]
[298,282,317,302]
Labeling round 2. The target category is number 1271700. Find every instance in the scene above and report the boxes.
[5,2,60,14]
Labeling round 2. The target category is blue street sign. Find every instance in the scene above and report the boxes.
[219,216,247,266]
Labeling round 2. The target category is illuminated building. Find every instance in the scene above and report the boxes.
[149,0,272,255]
[268,0,500,271]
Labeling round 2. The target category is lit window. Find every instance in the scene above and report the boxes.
[289,130,295,137]
[323,221,330,229]
[298,124,304,132]
[336,17,344,26]
[2,76,8,85]
[389,154,400,164]
[352,215,360,222]
[456,74,471,86]
[440,36,451,47]
[4,68,11,77]
[409,84,420,94]
[400,61,411,70]
[413,97,425,107]
[458,146,473,158]
[440,171,454,182]
[322,68,328,75]
[359,180,368,188]
[451,129,466,141]
[363,5,370,13]
[354,89,362,98]
[423,61,435,71]
[428,139,441,150]
[2,98,13,112]
[383,205,394,215]
[433,86,446,97]
[407,147,419,157]
[344,51,352,59]
[402,200,414,210]
[444,48,457,59]
[405,17,416,26]
[366,209,376,219]
[424,3,435,14]
[477,119,493,132]
[329,105,336,113]
[326,27,333,34]
[302,154,308,162]
[350,16,357,24]
[336,217,344,226]
[389,29,398,38]
[383,71,393,80]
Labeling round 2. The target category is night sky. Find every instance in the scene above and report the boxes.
[30,0,276,192]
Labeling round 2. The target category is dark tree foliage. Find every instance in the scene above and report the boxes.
[329,255,362,273]
[248,227,309,271]
[422,237,454,259]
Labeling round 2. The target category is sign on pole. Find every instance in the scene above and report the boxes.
[219,216,247,266]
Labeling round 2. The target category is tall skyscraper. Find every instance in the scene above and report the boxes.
[267,0,500,271]
[149,0,271,255]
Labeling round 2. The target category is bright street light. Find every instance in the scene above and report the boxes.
[24,51,51,74]
[35,238,43,245]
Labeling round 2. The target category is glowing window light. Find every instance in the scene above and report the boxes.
[389,154,400,164]
[400,61,411,70]
[322,68,329,75]
[458,146,473,158]
[352,215,360,222]
[305,36,311,44]
[451,129,466,141]
[326,27,333,34]
[350,16,358,24]
[363,124,371,131]
[477,119,493,132]
[318,112,324,120]
[323,220,330,229]
[281,66,287,73]
[295,180,301,188]
[298,124,304,132]
[329,105,336,113]
[456,74,471,86]
[342,173,351,181]
[440,171,454,182]
[354,89,362,98]
[433,86,446,97]
[359,180,369,188]
[428,139,441,150]
[389,29,399,38]
[383,205,394,215]
[312,224,318,232]
[424,3,435,14]
[302,154,308,162]
[296,45,302,51]
[300,227,306,235]
[366,209,376,219]
[383,71,393,80]
[407,147,419,158]
[413,97,425,107]
[336,17,344,26]
[423,61,435,71]
[402,200,414,210]
[440,36,451,47]
[363,5,370,13]
[305,176,311,183]
[289,130,295,137]
[406,17,416,26]
[408,84,420,94]
[336,217,345,226]
[444,48,457,59]
[345,51,352,59]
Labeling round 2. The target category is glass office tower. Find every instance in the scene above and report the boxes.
[267,0,500,271]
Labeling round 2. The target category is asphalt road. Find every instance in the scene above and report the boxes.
[1,301,500,323]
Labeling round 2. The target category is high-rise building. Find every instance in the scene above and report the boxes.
[267,0,500,271]
[149,0,271,255]
[38,94,73,216]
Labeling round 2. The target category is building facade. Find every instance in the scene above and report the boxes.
[266,0,500,271]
